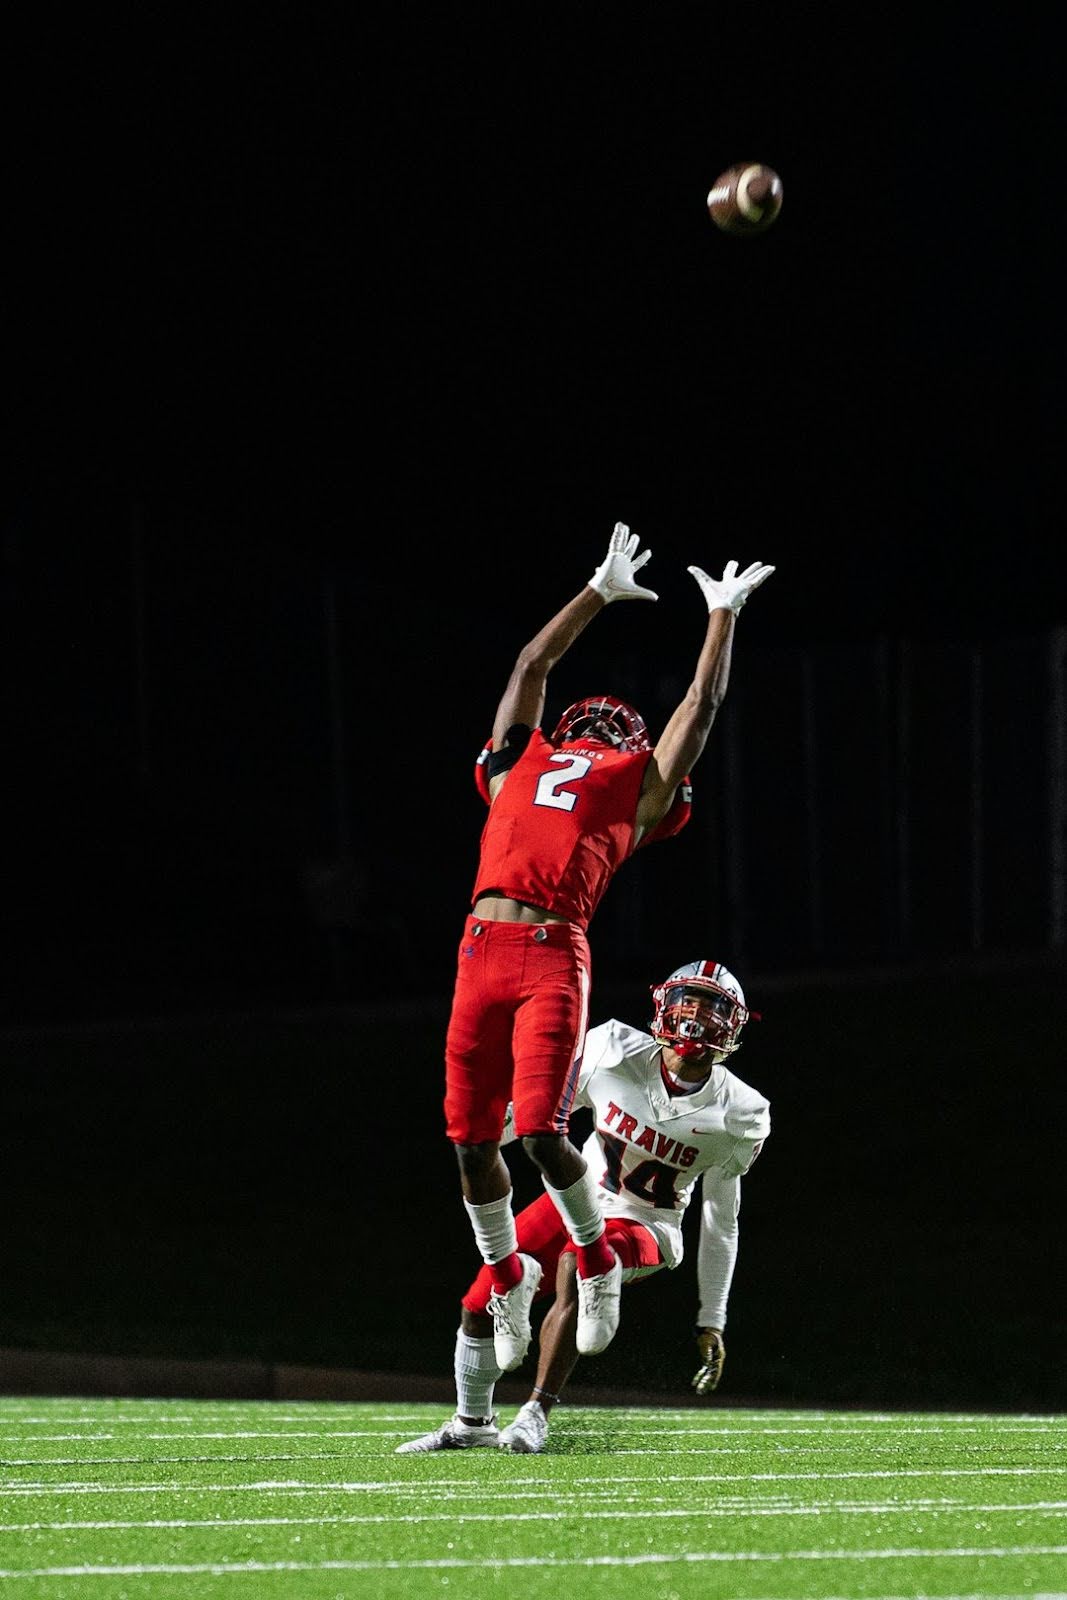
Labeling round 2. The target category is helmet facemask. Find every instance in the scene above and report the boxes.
[551,695,651,754]
[650,972,751,1062]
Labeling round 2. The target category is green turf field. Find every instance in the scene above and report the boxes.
[0,1397,1064,1599]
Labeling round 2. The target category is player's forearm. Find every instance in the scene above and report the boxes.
[494,588,605,739]
[649,611,735,788]
[670,556,773,764]
[697,1185,740,1329]
[690,606,736,710]
[696,1229,738,1330]
[495,524,657,736]
[517,586,606,677]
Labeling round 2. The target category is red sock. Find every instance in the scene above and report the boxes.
[490,1252,524,1294]
[576,1235,615,1279]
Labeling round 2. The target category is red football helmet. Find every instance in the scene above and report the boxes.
[650,959,755,1062]
[551,695,651,753]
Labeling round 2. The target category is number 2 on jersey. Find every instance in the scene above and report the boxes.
[533,753,592,813]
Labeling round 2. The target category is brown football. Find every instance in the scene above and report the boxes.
[707,162,783,236]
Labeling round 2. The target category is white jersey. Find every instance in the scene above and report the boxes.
[575,1019,770,1296]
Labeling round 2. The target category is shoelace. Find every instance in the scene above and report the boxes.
[488,1288,525,1334]
[579,1272,618,1312]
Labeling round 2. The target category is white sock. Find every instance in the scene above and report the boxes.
[454,1329,500,1422]
[543,1170,606,1246]
[463,1191,518,1265]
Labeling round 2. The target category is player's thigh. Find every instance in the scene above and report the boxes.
[444,935,516,1143]
[607,1219,664,1283]
[511,943,590,1134]
[557,1220,663,1285]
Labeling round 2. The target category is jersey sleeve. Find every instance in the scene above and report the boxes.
[474,738,493,804]
[720,1097,770,1177]
[696,1168,741,1329]
[635,777,693,849]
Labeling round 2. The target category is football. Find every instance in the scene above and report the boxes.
[707,162,783,236]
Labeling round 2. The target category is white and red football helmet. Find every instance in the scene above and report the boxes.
[650,959,755,1062]
[551,695,651,753]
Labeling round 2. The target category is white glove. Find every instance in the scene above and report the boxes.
[587,522,658,603]
[500,1102,519,1147]
[687,559,775,615]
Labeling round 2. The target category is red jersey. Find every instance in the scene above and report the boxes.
[471,729,687,930]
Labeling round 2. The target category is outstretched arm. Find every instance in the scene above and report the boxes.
[490,523,658,759]
[696,1168,741,1334]
[691,1167,741,1395]
[636,558,774,838]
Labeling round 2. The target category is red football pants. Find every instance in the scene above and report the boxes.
[462,1192,663,1314]
[444,916,592,1143]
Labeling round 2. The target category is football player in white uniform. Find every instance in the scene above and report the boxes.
[397,958,770,1455]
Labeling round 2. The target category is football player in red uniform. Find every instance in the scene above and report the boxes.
[444,523,774,1374]
[401,958,769,1454]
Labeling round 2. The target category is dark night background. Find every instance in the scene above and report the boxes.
[2,11,1064,1410]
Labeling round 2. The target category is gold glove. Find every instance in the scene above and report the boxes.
[692,1327,725,1395]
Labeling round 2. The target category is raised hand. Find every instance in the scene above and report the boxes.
[687,559,775,615]
[587,522,659,604]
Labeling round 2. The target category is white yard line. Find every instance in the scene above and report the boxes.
[1,1412,1062,1425]
[0,1440,388,1452]
[4,1441,1066,1464]
[3,1422,1065,1442]
[2,1465,1066,1497]
[1,1500,1066,1532]
[1,1545,1066,1578]
[0,1454,345,1467]
[1,1407,1060,1425]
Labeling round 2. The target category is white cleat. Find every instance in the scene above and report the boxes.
[395,1412,500,1453]
[487,1253,543,1371]
[499,1399,549,1454]
[576,1251,622,1354]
